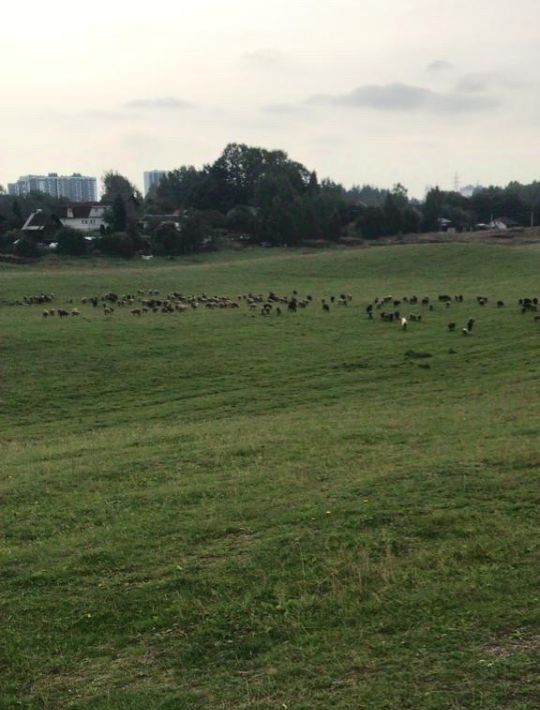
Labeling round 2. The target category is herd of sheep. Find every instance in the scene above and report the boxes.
[8,289,540,331]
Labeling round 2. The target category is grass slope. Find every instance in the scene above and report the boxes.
[1,244,539,709]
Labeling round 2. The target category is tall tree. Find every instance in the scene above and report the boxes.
[110,195,127,232]
[101,171,142,204]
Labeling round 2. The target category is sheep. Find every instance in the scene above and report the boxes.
[497,300,505,307]
[400,317,408,330]
[322,303,330,312]
[42,310,49,318]
[467,318,475,331]
[448,322,456,331]
[57,309,69,318]
[71,309,80,317]
[462,328,470,336]
[276,307,282,316]
[131,309,142,316]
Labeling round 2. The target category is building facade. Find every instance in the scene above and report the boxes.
[57,203,107,232]
[8,173,97,202]
[144,170,168,195]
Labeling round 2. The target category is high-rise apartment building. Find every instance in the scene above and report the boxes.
[144,170,168,195]
[7,173,97,202]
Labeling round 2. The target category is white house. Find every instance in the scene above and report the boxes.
[57,203,107,232]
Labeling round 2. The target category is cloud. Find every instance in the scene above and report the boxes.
[307,82,500,113]
[426,60,455,73]
[456,72,526,93]
[123,97,193,110]
[242,49,287,67]
[78,110,130,121]
[263,103,298,114]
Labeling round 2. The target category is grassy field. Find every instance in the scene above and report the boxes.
[1,244,539,709]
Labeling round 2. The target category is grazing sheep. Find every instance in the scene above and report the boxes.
[497,300,505,307]
[276,307,282,316]
[71,309,80,317]
[400,317,408,330]
[42,310,49,318]
[448,322,456,331]
[322,303,330,312]
[131,309,142,316]
[462,328,470,336]
[57,309,69,318]
[467,318,475,331]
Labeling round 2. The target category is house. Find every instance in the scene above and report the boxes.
[140,210,183,232]
[437,217,455,233]
[56,203,107,232]
[21,210,63,242]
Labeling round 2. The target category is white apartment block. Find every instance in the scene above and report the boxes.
[144,170,168,195]
[8,173,97,202]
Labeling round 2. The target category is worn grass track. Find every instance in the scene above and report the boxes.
[1,244,539,708]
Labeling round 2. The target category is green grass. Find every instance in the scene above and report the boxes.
[1,244,539,708]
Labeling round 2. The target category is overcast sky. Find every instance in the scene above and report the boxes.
[2,0,540,196]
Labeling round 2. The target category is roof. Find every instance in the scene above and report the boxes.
[55,202,106,219]
[22,210,62,231]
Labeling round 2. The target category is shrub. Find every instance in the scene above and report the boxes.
[55,227,88,256]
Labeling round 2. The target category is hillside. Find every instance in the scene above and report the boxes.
[1,244,539,708]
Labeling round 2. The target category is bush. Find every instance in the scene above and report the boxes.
[95,232,138,257]
[13,237,40,258]
[0,229,21,253]
[55,227,88,256]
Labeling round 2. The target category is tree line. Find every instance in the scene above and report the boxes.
[1,143,540,257]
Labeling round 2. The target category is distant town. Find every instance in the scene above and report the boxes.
[1,143,540,260]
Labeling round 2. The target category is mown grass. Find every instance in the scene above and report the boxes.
[1,244,539,709]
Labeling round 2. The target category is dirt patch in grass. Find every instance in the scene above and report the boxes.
[483,630,540,659]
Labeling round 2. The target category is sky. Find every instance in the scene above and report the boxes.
[2,0,540,197]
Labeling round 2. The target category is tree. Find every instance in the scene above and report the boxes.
[101,171,142,203]
[55,227,88,256]
[152,222,182,255]
[110,195,127,232]
[355,206,386,239]
[13,237,40,258]
[12,199,23,228]
[179,211,208,254]
[422,187,445,231]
